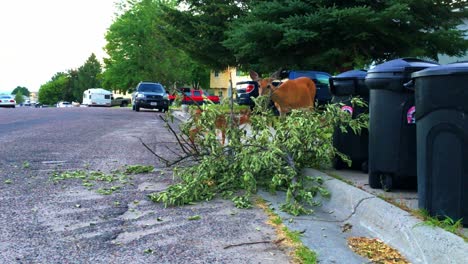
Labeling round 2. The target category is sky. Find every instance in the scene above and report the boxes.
[0,0,117,94]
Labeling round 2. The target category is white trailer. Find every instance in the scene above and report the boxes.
[82,88,112,107]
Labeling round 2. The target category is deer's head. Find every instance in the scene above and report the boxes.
[249,69,282,96]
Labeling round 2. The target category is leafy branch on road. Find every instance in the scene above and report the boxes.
[50,165,155,195]
[145,96,368,216]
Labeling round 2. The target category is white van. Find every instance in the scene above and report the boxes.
[82,88,112,107]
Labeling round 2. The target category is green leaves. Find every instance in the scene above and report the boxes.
[125,165,154,174]
[151,98,368,215]
[188,215,201,221]
[50,164,150,195]
[103,0,210,92]
[224,0,468,72]
[22,161,30,169]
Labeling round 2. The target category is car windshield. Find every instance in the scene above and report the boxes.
[139,83,164,93]
[1,95,12,99]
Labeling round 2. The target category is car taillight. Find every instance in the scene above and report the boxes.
[246,84,254,93]
[10,100,15,103]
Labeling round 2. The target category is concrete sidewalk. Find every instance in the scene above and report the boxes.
[262,169,467,264]
[171,109,467,263]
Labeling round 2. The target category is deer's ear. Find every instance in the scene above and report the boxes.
[249,71,260,81]
[270,68,282,80]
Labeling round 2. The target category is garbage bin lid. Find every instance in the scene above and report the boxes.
[334,70,367,79]
[368,58,439,74]
[412,62,468,78]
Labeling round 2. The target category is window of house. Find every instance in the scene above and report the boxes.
[214,71,219,77]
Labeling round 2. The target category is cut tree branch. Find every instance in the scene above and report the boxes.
[223,238,285,249]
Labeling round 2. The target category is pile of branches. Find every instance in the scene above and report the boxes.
[147,97,368,215]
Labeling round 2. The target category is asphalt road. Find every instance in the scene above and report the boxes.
[0,107,289,264]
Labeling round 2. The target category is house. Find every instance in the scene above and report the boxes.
[112,90,132,99]
[209,67,251,98]
[29,92,38,103]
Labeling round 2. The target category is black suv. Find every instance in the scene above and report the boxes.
[132,82,169,112]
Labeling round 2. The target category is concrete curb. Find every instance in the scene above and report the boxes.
[170,110,467,263]
[304,168,468,264]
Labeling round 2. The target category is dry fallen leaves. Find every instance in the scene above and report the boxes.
[341,223,353,233]
[347,237,410,264]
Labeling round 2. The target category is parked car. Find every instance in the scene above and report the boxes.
[35,103,50,108]
[235,81,259,108]
[286,70,333,105]
[168,93,177,105]
[179,88,220,105]
[0,95,15,108]
[132,81,169,112]
[57,101,72,108]
[111,96,131,107]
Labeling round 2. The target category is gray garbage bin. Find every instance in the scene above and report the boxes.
[412,62,468,226]
[365,58,439,190]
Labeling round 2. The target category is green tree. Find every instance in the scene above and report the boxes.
[103,0,207,93]
[14,91,25,105]
[224,0,468,73]
[38,72,69,105]
[11,86,30,97]
[160,0,251,70]
[74,53,102,102]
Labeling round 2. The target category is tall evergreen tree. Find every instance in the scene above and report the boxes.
[11,86,30,97]
[160,0,252,70]
[75,54,102,102]
[223,0,468,73]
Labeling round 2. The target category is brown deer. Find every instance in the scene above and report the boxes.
[250,70,317,115]
[189,109,251,145]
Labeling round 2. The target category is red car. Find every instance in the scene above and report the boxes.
[175,88,220,105]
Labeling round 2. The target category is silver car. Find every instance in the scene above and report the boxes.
[56,101,72,108]
[0,95,16,108]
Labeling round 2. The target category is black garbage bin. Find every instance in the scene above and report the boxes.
[365,58,439,190]
[329,70,369,172]
[412,62,468,226]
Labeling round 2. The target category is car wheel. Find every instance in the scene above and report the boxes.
[164,107,169,112]
[121,102,128,107]
[135,104,140,112]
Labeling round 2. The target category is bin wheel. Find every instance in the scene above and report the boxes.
[333,157,347,170]
[382,174,393,192]
[369,172,382,189]
[361,161,369,173]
